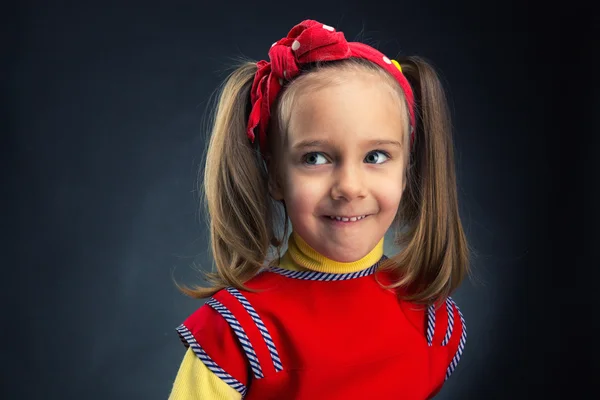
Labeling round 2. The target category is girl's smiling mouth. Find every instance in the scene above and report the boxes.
[323,215,370,223]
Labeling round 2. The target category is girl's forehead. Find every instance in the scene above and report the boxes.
[284,75,408,146]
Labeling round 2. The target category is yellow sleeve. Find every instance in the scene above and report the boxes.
[169,346,242,400]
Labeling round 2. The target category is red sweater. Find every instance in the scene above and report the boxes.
[176,255,466,399]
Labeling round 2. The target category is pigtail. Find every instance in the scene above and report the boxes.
[177,61,284,299]
[385,56,470,306]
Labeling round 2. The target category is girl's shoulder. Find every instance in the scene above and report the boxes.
[175,281,290,391]
[175,291,252,395]
[399,296,467,391]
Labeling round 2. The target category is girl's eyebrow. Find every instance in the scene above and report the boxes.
[291,139,328,150]
[291,139,403,150]
[369,139,403,148]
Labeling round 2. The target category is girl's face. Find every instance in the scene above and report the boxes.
[273,69,408,263]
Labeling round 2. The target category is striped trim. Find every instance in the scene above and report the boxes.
[176,324,247,396]
[268,256,386,281]
[426,304,435,346]
[441,298,454,346]
[445,298,467,380]
[226,287,284,372]
[206,298,265,379]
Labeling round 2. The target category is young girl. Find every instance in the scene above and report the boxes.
[170,19,469,399]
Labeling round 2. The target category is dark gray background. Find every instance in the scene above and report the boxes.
[4,1,597,399]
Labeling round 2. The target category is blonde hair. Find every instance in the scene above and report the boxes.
[177,55,470,306]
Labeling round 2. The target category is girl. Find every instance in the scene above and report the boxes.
[170,19,469,400]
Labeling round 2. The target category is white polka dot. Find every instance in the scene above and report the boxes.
[271,42,277,47]
[322,24,334,31]
[279,78,284,85]
[383,56,392,64]
[283,70,288,79]
[291,40,301,51]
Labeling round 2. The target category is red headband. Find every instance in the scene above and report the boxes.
[246,19,416,155]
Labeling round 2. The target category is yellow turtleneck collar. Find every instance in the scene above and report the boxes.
[277,231,384,274]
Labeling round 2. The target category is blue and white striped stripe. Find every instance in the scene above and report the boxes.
[268,256,386,281]
[441,298,454,346]
[226,287,284,372]
[426,304,436,346]
[445,298,467,380]
[176,324,248,396]
[206,298,265,379]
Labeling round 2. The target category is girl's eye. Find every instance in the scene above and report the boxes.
[303,152,328,165]
[365,150,390,164]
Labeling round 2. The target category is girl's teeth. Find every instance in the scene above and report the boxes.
[329,215,366,221]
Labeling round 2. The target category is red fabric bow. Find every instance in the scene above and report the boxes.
[247,20,416,154]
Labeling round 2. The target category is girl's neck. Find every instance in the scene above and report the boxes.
[278,231,384,273]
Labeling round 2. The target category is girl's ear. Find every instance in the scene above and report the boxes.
[266,156,284,201]
[269,179,284,201]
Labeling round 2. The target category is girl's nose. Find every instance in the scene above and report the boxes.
[330,164,367,201]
